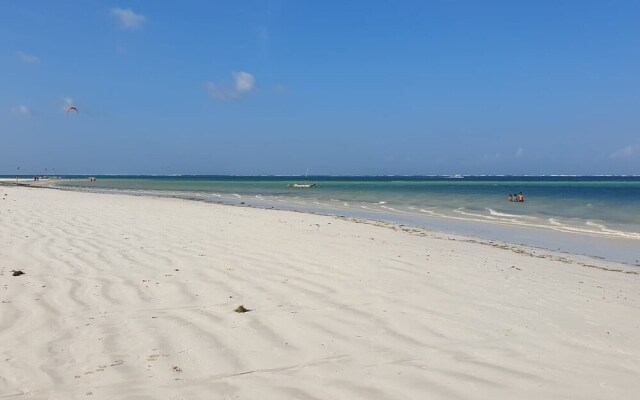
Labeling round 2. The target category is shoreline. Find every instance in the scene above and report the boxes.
[5,179,639,266]
[2,181,639,274]
[1,185,639,398]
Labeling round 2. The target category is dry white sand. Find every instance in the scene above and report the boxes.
[0,185,639,399]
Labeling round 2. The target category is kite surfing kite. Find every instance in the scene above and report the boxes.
[66,106,78,114]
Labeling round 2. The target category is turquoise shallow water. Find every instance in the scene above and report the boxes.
[48,175,640,264]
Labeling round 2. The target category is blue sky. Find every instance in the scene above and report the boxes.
[2,0,639,175]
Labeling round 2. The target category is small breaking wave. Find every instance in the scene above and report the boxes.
[486,208,520,218]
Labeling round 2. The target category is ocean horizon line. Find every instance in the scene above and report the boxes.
[3,174,640,179]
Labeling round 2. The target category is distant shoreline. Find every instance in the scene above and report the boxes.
[4,179,640,266]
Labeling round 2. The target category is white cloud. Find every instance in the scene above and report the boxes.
[515,148,524,157]
[234,72,255,93]
[18,51,40,64]
[10,105,31,115]
[111,8,146,30]
[206,71,256,101]
[610,145,639,159]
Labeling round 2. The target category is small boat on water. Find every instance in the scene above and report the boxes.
[288,183,316,188]
[288,168,316,188]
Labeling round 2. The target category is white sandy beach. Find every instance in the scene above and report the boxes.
[0,185,639,399]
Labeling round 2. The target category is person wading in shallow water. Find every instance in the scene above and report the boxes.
[508,192,526,202]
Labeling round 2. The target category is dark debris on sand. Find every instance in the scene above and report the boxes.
[234,305,251,313]
[11,270,25,276]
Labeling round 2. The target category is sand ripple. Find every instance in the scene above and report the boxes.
[0,186,639,399]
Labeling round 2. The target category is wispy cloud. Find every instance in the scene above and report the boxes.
[115,42,127,54]
[10,105,31,116]
[258,26,269,55]
[206,71,256,101]
[273,85,288,94]
[18,51,40,64]
[481,153,501,162]
[515,148,524,157]
[111,8,146,30]
[610,145,639,159]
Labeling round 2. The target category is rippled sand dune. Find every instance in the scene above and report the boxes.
[0,185,638,399]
